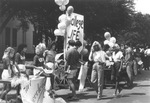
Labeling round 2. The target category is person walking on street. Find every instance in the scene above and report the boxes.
[112,44,124,96]
[65,40,80,101]
[124,43,134,88]
[89,41,107,100]
[134,47,143,74]
[144,46,150,70]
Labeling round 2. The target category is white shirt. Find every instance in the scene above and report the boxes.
[112,51,123,62]
[89,50,107,63]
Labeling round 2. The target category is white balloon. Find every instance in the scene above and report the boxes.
[58,14,71,27]
[108,42,114,48]
[110,37,116,43]
[59,5,66,11]
[62,0,69,5]
[54,29,61,36]
[58,22,66,30]
[104,40,110,45]
[66,6,74,16]
[104,32,111,40]
[61,29,65,34]
[55,0,63,6]
[58,14,67,22]
[54,29,64,36]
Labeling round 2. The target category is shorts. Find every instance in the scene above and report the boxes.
[67,69,77,79]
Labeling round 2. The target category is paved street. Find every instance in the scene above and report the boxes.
[55,70,150,103]
[0,70,150,103]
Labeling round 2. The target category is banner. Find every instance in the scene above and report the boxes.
[20,76,46,103]
[65,13,84,52]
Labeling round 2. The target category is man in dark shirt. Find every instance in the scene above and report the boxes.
[65,40,80,100]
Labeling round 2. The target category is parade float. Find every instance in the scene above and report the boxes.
[18,0,86,103]
[0,0,88,102]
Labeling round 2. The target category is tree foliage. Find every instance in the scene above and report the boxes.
[69,0,134,40]
[117,12,150,46]
[1,0,150,46]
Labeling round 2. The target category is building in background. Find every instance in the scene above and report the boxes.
[0,17,35,59]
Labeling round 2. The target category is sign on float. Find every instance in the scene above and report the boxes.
[66,13,84,52]
[20,76,46,103]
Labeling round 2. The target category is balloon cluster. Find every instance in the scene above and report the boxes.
[103,32,116,48]
[54,5,74,36]
[55,0,69,11]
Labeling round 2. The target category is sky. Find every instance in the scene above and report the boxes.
[134,0,150,14]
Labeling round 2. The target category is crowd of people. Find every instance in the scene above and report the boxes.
[0,32,150,102]
[64,34,150,100]
[80,39,150,100]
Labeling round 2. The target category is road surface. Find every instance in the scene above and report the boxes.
[0,70,150,103]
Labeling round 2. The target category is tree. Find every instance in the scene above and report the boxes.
[131,13,150,44]
[0,0,135,43]
[68,0,135,42]
[117,12,150,46]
